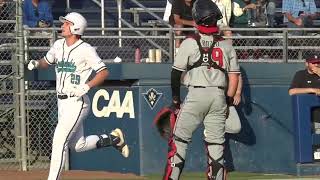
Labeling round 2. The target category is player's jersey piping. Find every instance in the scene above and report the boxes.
[58,40,66,94]
[44,56,54,65]
[59,41,84,94]
[96,66,107,73]
[55,97,84,180]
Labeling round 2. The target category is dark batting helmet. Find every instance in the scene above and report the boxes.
[192,0,223,34]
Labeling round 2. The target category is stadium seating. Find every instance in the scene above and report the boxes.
[51,0,166,27]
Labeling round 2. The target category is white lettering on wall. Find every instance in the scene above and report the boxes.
[92,89,135,119]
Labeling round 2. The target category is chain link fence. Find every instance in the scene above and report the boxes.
[23,28,320,63]
[25,89,56,169]
[23,27,320,65]
[0,0,19,170]
[231,28,320,62]
[23,27,57,169]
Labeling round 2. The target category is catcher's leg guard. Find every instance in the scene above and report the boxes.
[163,135,188,180]
[204,141,225,180]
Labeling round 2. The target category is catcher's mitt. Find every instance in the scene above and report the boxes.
[153,106,178,140]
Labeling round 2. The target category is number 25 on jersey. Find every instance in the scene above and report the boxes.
[71,74,80,84]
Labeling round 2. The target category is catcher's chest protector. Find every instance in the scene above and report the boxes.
[187,34,225,73]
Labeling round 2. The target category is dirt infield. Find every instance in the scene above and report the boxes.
[0,170,146,180]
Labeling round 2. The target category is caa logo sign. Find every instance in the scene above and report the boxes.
[92,89,135,119]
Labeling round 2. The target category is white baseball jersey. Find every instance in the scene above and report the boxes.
[44,39,106,95]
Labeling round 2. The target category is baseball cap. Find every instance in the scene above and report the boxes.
[305,54,320,64]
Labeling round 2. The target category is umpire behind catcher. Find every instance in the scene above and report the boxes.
[163,0,240,179]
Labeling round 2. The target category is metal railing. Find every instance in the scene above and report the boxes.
[23,27,320,63]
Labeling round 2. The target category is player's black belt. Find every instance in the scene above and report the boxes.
[192,86,225,90]
[57,94,74,99]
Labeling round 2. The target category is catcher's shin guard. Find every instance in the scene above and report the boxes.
[163,136,187,180]
[204,141,225,180]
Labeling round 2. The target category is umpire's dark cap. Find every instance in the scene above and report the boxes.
[306,54,320,64]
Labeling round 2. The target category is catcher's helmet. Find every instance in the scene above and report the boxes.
[59,12,87,35]
[192,0,223,27]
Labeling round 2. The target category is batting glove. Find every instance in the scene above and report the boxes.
[74,84,90,97]
[27,60,39,70]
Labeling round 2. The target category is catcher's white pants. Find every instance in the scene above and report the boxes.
[48,95,100,180]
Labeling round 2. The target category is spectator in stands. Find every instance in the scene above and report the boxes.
[23,0,54,90]
[221,0,232,25]
[230,0,257,28]
[248,0,276,27]
[212,0,233,37]
[266,0,276,27]
[231,0,275,59]
[170,0,196,49]
[245,0,257,26]
[23,0,53,28]
[213,0,229,27]
[282,0,317,35]
[230,0,257,59]
[163,0,173,22]
[232,0,275,27]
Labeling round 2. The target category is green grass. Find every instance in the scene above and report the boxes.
[62,172,320,180]
[132,172,319,180]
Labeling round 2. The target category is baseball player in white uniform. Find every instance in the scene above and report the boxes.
[27,12,129,180]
